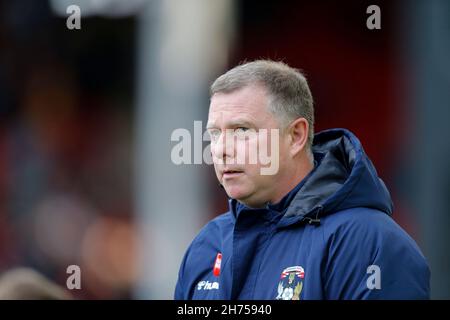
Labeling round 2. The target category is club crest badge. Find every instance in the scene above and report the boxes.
[276,266,304,300]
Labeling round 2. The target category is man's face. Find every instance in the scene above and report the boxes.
[207,85,290,208]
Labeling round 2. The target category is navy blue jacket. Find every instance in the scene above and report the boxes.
[175,129,430,300]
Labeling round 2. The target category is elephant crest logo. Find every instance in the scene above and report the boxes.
[275,266,304,300]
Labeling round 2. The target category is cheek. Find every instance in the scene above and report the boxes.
[239,138,260,165]
[236,139,249,153]
[281,139,293,162]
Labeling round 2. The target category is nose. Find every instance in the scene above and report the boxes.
[211,130,234,164]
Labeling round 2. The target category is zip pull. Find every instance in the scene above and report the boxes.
[304,206,322,225]
[304,217,321,225]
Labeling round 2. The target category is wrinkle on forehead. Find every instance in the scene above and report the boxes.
[208,85,275,128]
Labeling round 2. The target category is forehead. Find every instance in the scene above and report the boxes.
[208,85,274,127]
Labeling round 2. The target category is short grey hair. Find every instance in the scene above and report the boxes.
[210,60,315,149]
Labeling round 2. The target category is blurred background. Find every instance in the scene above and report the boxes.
[0,0,449,299]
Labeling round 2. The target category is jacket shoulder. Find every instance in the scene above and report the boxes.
[321,207,430,299]
[191,211,234,246]
[174,211,234,299]
[322,208,422,251]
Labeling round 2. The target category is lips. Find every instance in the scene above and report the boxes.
[223,169,242,174]
[222,168,244,178]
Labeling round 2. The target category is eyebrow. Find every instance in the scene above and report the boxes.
[206,122,216,129]
[206,119,254,129]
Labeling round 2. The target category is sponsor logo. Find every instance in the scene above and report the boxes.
[197,280,219,291]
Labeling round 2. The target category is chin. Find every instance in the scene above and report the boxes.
[224,186,250,201]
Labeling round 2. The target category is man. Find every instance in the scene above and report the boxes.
[174,60,430,300]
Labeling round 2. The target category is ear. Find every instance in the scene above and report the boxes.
[287,118,309,157]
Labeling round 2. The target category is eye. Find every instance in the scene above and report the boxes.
[234,127,255,139]
[235,127,249,134]
[208,129,221,141]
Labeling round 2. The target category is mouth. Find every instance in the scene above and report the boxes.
[222,169,244,179]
